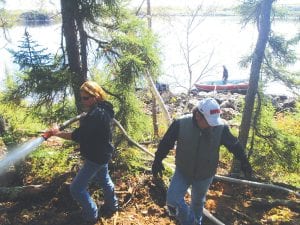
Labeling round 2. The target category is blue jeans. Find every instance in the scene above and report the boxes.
[70,160,118,222]
[166,168,213,225]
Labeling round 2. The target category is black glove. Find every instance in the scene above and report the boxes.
[152,159,165,177]
[240,159,253,179]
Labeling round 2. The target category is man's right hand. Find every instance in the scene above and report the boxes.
[152,159,165,177]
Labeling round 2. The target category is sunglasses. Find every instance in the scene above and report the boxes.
[81,96,92,101]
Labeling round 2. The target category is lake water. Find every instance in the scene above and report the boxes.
[1,16,299,96]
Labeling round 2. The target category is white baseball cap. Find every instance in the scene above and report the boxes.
[197,98,223,126]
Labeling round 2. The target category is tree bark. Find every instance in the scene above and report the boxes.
[0,173,73,201]
[232,0,274,175]
[60,0,87,113]
[0,185,45,201]
[239,0,273,147]
[146,0,159,138]
[145,71,172,125]
[250,197,300,211]
[214,175,300,198]
[0,115,5,136]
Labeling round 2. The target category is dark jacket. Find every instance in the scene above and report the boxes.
[155,114,247,180]
[71,101,114,165]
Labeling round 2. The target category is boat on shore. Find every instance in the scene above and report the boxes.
[194,79,249,93]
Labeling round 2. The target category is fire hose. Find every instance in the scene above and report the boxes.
[0,113,86,173]
[1,115,298,224]
[41,112,87,140]
[113,119,299,224]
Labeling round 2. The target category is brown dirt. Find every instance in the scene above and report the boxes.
[0,139,299,225]
[0,167,299,225]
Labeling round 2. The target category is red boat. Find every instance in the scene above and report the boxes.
[194,79,249,93]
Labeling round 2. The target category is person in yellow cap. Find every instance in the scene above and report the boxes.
[152,98,252,225]
[48,81,118,223]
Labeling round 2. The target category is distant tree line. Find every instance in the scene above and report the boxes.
[20,11,51,25]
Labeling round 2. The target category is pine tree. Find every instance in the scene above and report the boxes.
[11,29,52,70]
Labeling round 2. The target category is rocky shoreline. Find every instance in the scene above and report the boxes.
[157,91,298,123]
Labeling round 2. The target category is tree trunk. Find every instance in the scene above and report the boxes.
[60,0,87,113]
[231,0,274,175]
[152,96,159,138]
[146,0,159,137]
[0,115,5,136]
[146,0,152,28]
[145,71,171,125]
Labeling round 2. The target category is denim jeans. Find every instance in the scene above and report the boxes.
[166,168,214,225]
[70,160,118,222]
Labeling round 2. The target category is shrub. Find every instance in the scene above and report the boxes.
[250,99,300,186]
[21,143,78,183]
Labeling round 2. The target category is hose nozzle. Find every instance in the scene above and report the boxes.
[42,130,54,140]
[42,112,87,140]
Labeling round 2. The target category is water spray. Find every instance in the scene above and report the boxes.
[0,113,86,174]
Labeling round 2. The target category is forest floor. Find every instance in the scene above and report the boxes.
[0,91,299,225]
[0,155,299,225]
[1,90,300,225]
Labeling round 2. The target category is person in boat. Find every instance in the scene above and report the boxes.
[151,98,252,225]
[222,65,228,84]
[45,81,118,223]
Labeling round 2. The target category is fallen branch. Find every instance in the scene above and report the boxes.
[228,207,258,224]
[113,118,300,224]
[114,118,225,225]
[115,190,132,194]
[144,70,172,125]
[113,211,118,225]
[249,197,300,211]
[214,175,300,198]
[0,172,72,201]
[0,184,46,201]
[115,116,298,198]
[3,119,297,225]
[113,119,155,158]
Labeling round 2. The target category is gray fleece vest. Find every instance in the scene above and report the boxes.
[175,114,224,181]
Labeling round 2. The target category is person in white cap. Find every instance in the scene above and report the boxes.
[152,97,252,225]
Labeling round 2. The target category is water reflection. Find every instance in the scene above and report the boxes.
[20,11,52,26]
[21,20,52,26]
[0,16,299,95]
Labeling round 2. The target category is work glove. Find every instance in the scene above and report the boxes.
[42,130,54,140]
[42,125,59,140]
[240,158,253,179]
[152,159,165,177]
